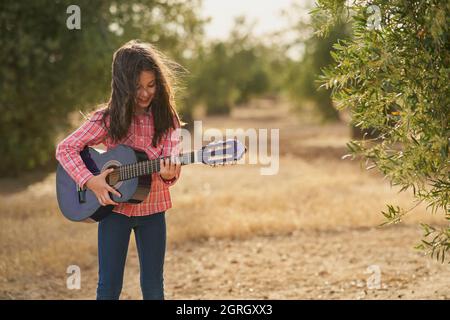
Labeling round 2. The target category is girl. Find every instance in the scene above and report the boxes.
[55,40,182,300]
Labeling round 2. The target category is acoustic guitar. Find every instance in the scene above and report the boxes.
[56,139,246,222]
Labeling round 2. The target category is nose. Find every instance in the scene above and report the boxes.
[140,88,150,98]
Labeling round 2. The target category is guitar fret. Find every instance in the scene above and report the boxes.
[119,151,199,181]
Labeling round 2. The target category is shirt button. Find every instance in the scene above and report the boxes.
[140,120,143,124]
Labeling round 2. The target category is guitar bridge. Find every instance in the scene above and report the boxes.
[77,185,87,203]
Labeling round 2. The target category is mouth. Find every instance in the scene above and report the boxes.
[138,97,151,105]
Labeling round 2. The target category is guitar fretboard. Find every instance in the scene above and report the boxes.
[118,150,200,181]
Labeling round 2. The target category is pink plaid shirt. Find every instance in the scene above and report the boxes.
[55,107,181,217]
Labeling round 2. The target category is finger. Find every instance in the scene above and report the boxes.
[106,197,119,206]
[98,197,105,206]
[105,198,119,206]
[160,159,166,174]
[166,157,171,170]
[104,195,119,206]
[167,158,173,174]
[169,156,175,171]
[166,158,172,174]
[167,162,175,177]
[107,186,122,198]
[102,168,114,176]
[103,192,119,206]
[173,156,178,169]
[100,169,114,181]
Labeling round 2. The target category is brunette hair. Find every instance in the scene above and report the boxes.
[100,40,181,147]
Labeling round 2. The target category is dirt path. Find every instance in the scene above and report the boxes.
[3,224,448,300]
[136,225,450,299]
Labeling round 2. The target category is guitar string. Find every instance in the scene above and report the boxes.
[117,144,237,181]
[119,152,195,181]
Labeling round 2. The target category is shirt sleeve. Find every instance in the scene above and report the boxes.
[157,120,182,187]
[55,110,108,189]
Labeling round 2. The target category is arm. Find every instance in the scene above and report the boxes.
[55,110,108,189]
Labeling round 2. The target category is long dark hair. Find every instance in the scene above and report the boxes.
[101,40,181,147]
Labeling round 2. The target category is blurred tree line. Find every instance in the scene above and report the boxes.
[184,16,283,117]
[284,3,350,122]
[0,0,205,176]
[0,0,346,177]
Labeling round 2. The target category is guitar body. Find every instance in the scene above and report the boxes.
[56,144,151,222]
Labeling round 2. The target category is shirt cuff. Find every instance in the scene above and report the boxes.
[77,171,94,189]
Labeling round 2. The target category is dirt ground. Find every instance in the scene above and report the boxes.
[1,99,448,300]
[3,225,449,300]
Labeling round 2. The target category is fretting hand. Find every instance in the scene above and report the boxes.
[159,157,181,181]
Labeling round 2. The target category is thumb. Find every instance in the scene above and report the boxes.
[102,168,114,176]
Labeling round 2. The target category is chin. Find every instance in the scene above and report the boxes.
[137,100,151,108]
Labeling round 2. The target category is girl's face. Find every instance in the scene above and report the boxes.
[135,70,156,111]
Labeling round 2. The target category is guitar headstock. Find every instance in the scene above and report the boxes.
[201,139,246,166]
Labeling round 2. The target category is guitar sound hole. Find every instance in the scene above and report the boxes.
[105,165,120,186]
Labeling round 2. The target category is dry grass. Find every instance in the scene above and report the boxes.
[0,98,446,299]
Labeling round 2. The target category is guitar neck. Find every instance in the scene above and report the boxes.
[118,150,201,181]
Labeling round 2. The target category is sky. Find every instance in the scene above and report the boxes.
[200,0,297,40]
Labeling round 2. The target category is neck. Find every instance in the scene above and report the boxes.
[118,150,200,181]
[134,105,151,115]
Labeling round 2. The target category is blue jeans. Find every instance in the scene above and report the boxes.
[96,211,166,300]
